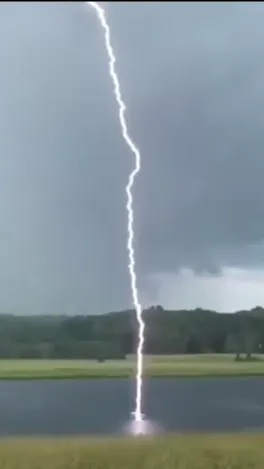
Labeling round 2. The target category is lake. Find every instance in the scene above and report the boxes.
[0,377,264,436]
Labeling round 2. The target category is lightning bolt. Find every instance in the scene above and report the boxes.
[87,2,145,422]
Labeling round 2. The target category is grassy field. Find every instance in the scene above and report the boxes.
[0,354,262,379]
[0,434,263,468]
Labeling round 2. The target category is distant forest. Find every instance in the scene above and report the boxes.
[0,306,263,359]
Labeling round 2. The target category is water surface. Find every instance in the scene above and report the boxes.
[0,377,264,436]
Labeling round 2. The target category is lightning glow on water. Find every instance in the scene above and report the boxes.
[87,2,145,423]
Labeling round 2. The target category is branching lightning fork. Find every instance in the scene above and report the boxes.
[87,1,145,422]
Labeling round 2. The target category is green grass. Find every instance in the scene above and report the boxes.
[0,354,263,379]
[0,434,263,468]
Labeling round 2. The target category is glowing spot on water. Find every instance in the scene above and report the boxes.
[123,417,163,436]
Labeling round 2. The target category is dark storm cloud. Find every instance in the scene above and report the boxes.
[108,2,264,275]
[0,2,264,313]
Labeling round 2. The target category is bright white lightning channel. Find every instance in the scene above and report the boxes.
[87,2,145,423]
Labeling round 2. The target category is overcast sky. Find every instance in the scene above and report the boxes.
[1,1,264,314]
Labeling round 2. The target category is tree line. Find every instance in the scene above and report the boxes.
[0,306,263,359]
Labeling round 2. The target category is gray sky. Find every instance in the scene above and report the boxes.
[1,1,264,314]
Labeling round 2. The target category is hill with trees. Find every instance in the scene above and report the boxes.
[0,306,263,359]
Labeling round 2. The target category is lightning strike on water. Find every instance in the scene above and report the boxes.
[87,2,145,424]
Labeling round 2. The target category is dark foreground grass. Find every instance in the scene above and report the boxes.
[0,355,263,380]
[0,434,264,468]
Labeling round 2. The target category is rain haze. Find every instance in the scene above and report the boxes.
[0,1,264,314]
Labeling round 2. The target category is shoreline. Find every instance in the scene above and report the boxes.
[0,370,263,380]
